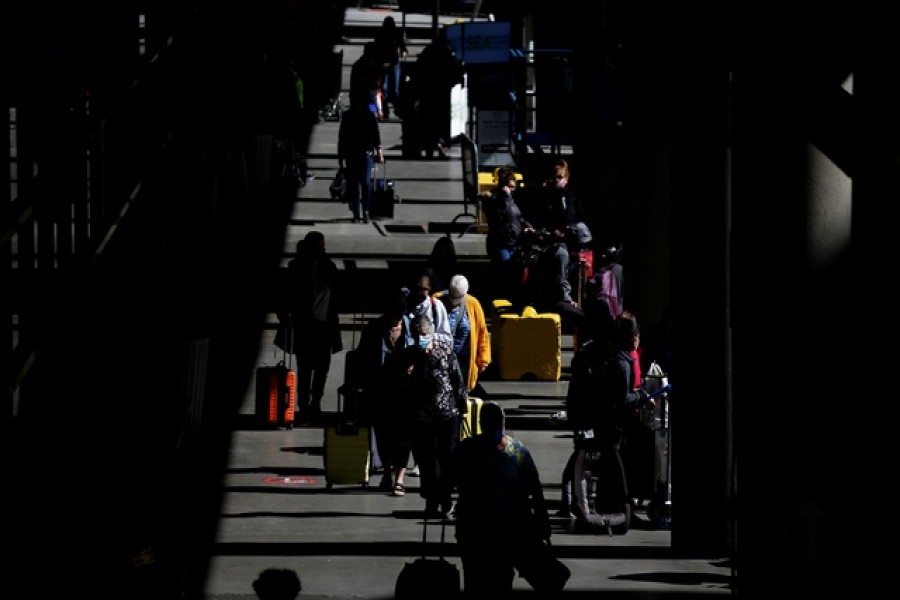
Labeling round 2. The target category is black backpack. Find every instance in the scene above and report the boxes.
[565,340,613,433]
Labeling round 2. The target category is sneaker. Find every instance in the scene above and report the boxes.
[407,465,420,477]
[551,410,568,423]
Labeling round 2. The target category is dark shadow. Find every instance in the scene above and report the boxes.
[253,567,301,600]
[211,540,689,561]
[610,570,733,588]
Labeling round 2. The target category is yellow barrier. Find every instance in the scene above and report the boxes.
[490,300,561,381]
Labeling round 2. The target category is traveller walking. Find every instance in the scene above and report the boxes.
[434,274,491,394]
[355,287,414,496]
[405,273,452,346]
[373,15,408,118]
[338,101,383,223]
[447,401,555,596]
[349,41,384,118]
[401,315,467,517]
[279,231,342,425]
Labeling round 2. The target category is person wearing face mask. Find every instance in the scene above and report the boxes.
[433,274,491,394]
[405,274,452,347]
[400,314,468,518]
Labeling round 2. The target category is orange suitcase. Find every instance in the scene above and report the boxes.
[255,362,296,429]
[256,321,296,429]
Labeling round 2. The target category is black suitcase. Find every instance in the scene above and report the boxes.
[395,517,460,599]
[370,159,396,219]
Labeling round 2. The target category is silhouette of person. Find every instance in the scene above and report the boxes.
[447,401,553,596]
[373,15,408,118]
[338,101,384,222]
[424,234,458,293]
[412,29,464,158]
[349,41,384,118]
[281,231,343,424]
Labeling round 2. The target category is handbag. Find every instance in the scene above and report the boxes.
[330,167,347,202]
[515,538,571,594]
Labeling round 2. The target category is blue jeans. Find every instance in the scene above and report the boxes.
[382,62,401,105]
[346,153,374,219]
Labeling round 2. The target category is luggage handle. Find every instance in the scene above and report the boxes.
[278,318,295,415]
[371,156,388,187]
[282,317,294,370]
[335,384,362,435]
[420,515,449,560]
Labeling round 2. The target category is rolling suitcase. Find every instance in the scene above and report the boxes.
[395,517,460,600]
[370,159,396,219]
[324,377,371,489]
[255,321,296,429]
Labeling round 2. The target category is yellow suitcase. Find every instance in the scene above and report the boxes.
[324,385,371,489]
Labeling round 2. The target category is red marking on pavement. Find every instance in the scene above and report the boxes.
[263,476,317,485]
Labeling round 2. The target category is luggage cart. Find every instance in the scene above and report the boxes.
[623,361,672,529]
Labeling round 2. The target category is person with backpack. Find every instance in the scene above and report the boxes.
[446,401,562,596]
[558,311,655,534]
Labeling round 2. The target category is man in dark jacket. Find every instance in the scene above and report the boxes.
[447,401,554,595]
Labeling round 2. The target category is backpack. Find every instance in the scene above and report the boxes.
[564,340,612,433]
[586,263,623,320]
